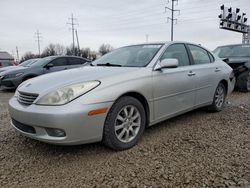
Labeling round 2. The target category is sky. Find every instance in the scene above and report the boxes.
[0,0,249,59]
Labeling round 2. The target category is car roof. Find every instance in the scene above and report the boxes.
[121,41,211,53]
[216,44,250,48]
[41,56,90,61]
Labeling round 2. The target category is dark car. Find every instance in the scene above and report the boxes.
[213,44,250,92]
[0,61,14,68]
[0,58,40,73]
[0,56,90,89]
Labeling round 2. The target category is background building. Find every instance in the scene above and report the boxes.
[0,51,15,67]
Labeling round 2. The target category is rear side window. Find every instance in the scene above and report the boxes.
[50,58,67,66]
[160,44,190,66]
[188,45,211,65]
[68,58,85,65]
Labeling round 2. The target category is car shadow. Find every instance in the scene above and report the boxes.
[16,107,213,157]
[0,88,15,93]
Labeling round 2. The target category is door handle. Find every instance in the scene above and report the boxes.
[188,71,196,76]
[215,67,221,72]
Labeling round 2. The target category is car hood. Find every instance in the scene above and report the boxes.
[0,66,17,73]
[224,57,250,64]
[18,66,142,94]
[0,66,28,76]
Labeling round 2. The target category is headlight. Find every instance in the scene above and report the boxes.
[5,72,23,79]
[36,81,100,105]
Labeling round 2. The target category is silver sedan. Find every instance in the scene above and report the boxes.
[9,42,235,150]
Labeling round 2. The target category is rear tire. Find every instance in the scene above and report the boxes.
[236,71,250,92]
[103,96,146,151]
[208,83,226,112]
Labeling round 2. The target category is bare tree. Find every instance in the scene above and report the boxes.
[54,44,66,56]
[20,52,38,62]
[99,44,113,56]
[41,44,56,57]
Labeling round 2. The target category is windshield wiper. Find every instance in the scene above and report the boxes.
[96,63,122,67]
[89,62,94,66]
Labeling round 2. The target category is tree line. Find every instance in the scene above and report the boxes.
[20,43,113,62]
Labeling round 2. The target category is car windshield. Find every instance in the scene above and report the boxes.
[92,44,163,67]
[28,57,55,67]
[213,45,250,58]
[20,59,38,67]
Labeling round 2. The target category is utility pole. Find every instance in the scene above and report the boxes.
[67,14,78,55]
[16,46,19,63]
[75,29,80,55]
[242,27,250,44]
[146,34,149,42]
[34,30,42,56]
[165,0,180,41]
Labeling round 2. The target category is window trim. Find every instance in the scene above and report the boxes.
[186,44,212,65]
[208,52,215,63]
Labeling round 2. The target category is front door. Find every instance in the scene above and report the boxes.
[152,43,196,122]
[44,57,68,73]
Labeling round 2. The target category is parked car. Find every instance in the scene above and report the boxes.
[0,56,90,89]
[0,61,14,68]
[0,58,39,73]
[9,42,234,150]
[213,44,250,92]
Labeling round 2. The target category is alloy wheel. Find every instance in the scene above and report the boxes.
[215,85,225,108]
[114,105,141,143]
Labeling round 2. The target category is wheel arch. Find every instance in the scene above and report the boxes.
[116,91,150,127]
[219,79,228,94]
[22,74,38,82]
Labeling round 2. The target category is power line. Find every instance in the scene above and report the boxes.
[34,30,42,56]
[146,34,149,42]
[165,0,180,41]
[67,13,78,55]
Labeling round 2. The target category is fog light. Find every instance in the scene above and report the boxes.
[46,128,66,137]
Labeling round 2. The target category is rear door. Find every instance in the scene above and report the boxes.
[186,44,220,106]
[67,57,87,69]
[152,43,196,121]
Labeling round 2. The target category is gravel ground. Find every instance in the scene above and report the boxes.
[0,91,249,188]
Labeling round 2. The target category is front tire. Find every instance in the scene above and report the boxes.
[208,83,226,112]
[236,71,250,92]
[103,96,146,151]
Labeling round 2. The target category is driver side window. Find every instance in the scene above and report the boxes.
[160,44,190,67]
[50,58,67,67]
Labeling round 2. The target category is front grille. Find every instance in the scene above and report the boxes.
[17,91,38,105]
[12,119,36,134]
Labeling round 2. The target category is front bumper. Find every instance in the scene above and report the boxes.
[0,77,21,89]
[9,97,113,145]
[228,76,236,95]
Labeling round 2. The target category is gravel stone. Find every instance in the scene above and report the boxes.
[0,91,249,187]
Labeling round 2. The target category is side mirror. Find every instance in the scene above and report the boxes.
[155,58,179,71]
[45,63,54,69]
